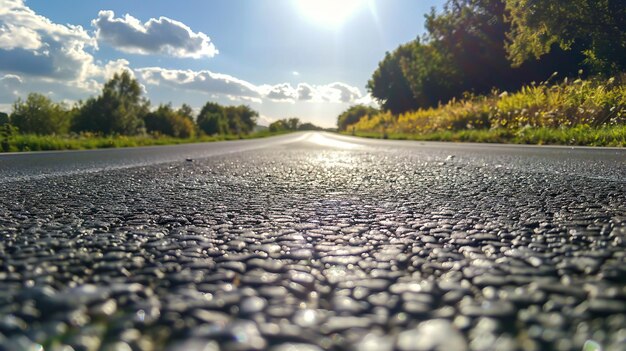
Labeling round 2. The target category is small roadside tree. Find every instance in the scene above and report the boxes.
[144,104,196,138]
[72,71,149,135]
[177,103,195,121]
[10,93,69,135]
[197,102,227,135]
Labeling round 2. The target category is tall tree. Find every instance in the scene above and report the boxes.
[367,44,421,114]
[144,103,195,138]
[368,0,584,114]
[505,0,626,73]
[0,112,9,126]
[177,104,195,121]
[10,93,69,135]
[286,117,300,131]
[230,105,258,135]
[72,71,149,135]
[197,102,227,135]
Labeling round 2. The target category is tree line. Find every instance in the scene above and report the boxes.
[0,71,260,138]
[269,118,324,132]
[342,0,625,128]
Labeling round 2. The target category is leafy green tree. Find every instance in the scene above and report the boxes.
[72,71,148,135]
[0,112,13,152]
[144,103,196,138]
[298,122,321,131]
[398,39,459,107]
[177,103,195,121]
[286,118,300,130]
[367,44,421,114]
[368,0,584,114]
[505,0,626,73]
[269,117,316,132]
[269,120,287,132]
[0,112,8,126]
[337,105,379,131]
[231,105,258,134]
[197,102,227,135]
[10,93,69,135]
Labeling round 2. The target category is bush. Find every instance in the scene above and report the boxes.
[144,104,196,138]
[337,105,380,131]
[350,76,625,135]
[10,93,70,135]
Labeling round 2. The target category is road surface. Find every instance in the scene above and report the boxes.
[0,132,624,351]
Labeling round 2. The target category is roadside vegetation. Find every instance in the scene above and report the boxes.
[338,0,626,146]
[268,117,325,133]
[0,71,321,152]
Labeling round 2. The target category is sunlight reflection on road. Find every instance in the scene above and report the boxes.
[305,133,363,149]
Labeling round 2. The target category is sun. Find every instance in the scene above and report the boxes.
[297,0,362,27]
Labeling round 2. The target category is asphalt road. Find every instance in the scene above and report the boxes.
[0,132,625,351]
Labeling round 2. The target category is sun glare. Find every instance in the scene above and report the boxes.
[297,0,362,27]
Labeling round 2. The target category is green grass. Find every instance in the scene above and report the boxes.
[1,130,289,152]
[347,76,625,146]
[346,124,626,146]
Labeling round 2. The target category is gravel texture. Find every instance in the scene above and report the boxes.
[0,134,625,350]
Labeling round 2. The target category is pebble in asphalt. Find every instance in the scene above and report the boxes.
[0,137,625,351]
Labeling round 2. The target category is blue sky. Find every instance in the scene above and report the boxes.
[0,0,443,127]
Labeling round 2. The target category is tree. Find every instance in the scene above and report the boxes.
[177,104,195,121]
[298,122,321,131]
[232,105,258,134]
[367,45,421,114]
[268,117,318,132]
[144,104,196,138]
[505,0,626,73]
[197,102,227,135]
[72,71,149,135]
[286,118,300,130]
[10,93,69,135]
[337,105,380,131]
[368,0,584,114]
[269,120,287,132]
[0,112,12,152]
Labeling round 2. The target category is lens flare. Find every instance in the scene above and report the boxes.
[297,0,362,27]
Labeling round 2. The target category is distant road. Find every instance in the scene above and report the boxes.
[1,132,624,182]
[0,132,625,350]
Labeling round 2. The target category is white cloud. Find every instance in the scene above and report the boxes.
[0,0,132,96]
[137,67,262,102]
[93,10,218,59]
[258,114,277,126]
[101,59,133,80]
[316,82,363,103]
[0,103,11,113]
[0,74,22,103]
[0,23,41,50]
[296,83,314,101]
[260,83,298,102]
[136,67,365,104]
[0,0,96,81]
[355,92,379,107]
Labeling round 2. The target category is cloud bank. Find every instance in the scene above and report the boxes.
[93,10,218,59]
[0,0,374,119]
[0,0,133,96]
[137,67,367,104]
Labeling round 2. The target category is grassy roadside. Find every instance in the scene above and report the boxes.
[344,125,626,146]
[347,76,625,147]
[0,130,289,153]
